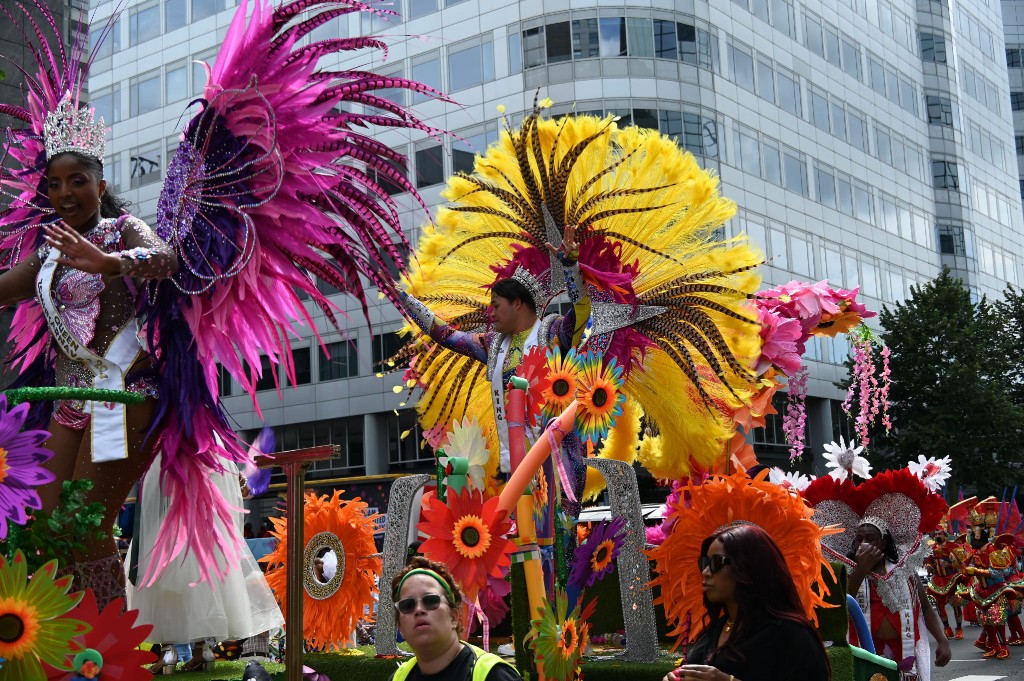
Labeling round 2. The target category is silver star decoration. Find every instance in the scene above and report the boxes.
[589,300,668,336]
[541,203,566,294]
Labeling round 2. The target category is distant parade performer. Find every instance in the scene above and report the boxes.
[924,530,965,640]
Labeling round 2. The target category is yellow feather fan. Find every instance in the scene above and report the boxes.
[399,101,762,478]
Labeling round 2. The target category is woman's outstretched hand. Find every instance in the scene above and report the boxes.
[44,222,121,275]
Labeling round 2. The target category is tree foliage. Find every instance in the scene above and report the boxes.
[875,268,1022,492]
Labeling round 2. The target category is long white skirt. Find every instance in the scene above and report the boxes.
[126,454,284,643]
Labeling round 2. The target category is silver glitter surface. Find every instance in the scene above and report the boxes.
[585,458,658,662]
[589,301,668,337]
[542,203,566,294]
[375,474,431,656]
[810,500,860,556]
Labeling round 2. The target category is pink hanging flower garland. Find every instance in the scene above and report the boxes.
[842,326,892,450]
[782,366,809,462]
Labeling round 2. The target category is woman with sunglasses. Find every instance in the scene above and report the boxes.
[663,523,831,681]
[390,557,523,681]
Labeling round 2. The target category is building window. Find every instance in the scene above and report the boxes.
[1016,136,1024,156]
[319,340,359,381]
[804,13,823,58]
[376,69,407,107]
[777,68,801,118]
[371,154,410,196]
[1012,92,1024,111]
[772,0,794,38]
[166,59,188,103]
[287,347,312,386]
[920,33,947,63]
[523,26,545,69]
[415,145,444,188]
[823,26,841,67]
[868,56,885,96]
[130,142,162,188]
[166,0,187,32]
[926,96,954,126]
[816,165,836,209]
[372,332,405,370]
[1006,48,1022,68]
[762,142,782,186]
[931,160,960,190]
[388,409,433,468]
[847,109,867,152]
[654,19,677,59]
[191,0,221,22]
[447,39,495,92]
[411,53,441,103]
[730,43,755,93]
[129,70,161,117]
[91,85,120,125]
[90,19,121,60]
[735,127,761,177]
[598,17,627,57]
[899,79,917,116]
[129,2,161,46]
[255,355,276,392]
[783,148,807,196]
[757,59,775,104]
[409,0,436,19]
[937,224,965,256]
[217,364,232,397]
[104,154,122,194]
[841,37,860,80]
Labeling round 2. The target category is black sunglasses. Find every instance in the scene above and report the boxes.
[395,593,445,615]
[698,555,731,574]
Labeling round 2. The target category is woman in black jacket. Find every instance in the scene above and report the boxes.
[664,523,831,681]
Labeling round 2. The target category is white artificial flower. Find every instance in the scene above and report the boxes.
[441,416,491,491]
[822,436,871,481]
[769,467,812,492]
[907,455,952,492]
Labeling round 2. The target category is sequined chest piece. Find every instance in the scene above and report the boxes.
[47,219,124,347]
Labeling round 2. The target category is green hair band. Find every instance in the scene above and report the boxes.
[396,568,456,605]
[3,387,145,406]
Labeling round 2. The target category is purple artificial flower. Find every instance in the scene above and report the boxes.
[569,516,627,590]
[0,395,54,538]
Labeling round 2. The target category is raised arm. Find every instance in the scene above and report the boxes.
[399,290,488,364]
[116,216,178,279]
[546,224,591,349]
[0,254,43,308]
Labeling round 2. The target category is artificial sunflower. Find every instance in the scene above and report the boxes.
[43,590,155,680]
[574,353,625,446]
[418,487,515,601]
[516,346,552,427]
[0,395,55,538]
[260,490,381,651]
[568,517,626,591]
[541,348,582,421]
[526,590,597,681]
[0,552,88,680]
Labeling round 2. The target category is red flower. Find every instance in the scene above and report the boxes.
[516,346,551,427]
[418,488,515,600]
[44,590,155,680]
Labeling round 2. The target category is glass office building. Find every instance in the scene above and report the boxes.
[84,0,1023,493]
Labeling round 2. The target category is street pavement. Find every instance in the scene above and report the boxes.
[928,626,1024,681]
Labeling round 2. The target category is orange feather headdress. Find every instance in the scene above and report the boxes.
[647,470,838,649]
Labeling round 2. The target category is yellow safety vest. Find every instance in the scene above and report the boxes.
[391,643,517,681]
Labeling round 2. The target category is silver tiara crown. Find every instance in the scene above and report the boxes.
[44,94,106,161]
[511,265,548,309]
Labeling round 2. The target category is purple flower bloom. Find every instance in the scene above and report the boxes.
[569,516,627,590]
[0,395,54,538]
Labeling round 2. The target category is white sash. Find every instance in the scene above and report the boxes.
[490,319,541,473]
[38,247,143,462]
